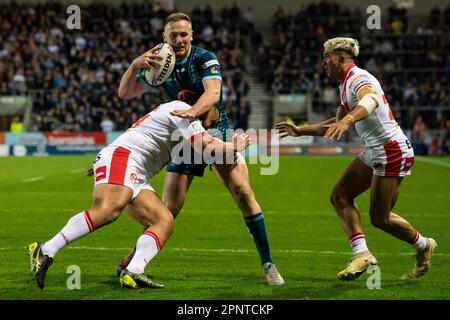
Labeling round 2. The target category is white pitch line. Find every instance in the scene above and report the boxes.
[22,176,44,183]
[415,157,450,168]
[0,246,433,257]
[4,245,449,257]
[67,246,131,251]
[172,247,450,257]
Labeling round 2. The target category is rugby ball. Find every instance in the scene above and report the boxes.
[143,43,176,86]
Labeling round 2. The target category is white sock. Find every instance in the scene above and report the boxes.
[411,231,427,251]
[42,211,93,257]
[127,230,161,274]
[349,232,369,255]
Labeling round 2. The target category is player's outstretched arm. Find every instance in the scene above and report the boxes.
[192,133,250,158]
[275,117,336,138]
[324,86,379,140]
[118,45,163,100]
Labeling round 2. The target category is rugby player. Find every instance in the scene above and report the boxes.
[276,37,437,281]
[117,12,284,286]
[27,100,250,289]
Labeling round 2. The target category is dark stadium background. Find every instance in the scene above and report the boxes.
[0,0,448,156]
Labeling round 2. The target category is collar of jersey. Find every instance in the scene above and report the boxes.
[340,63,356,84]
[176,57,188,65]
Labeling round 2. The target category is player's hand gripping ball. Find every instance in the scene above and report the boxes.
[144,43,176,86]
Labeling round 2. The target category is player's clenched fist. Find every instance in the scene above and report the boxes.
[132,44,164,70]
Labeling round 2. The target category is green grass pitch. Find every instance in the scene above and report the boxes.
[0,155,449,300]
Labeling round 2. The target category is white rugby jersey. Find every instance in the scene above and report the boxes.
[110,100,207,176]
[339,64,406,146]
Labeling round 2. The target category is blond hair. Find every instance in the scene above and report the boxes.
[323,37,360,58]
[165,12,192,26]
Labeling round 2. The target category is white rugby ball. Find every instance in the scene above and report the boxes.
[143,43,176,86]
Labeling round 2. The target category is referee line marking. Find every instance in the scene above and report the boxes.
[22,176,44,183]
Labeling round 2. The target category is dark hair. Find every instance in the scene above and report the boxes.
[335,49,357,61]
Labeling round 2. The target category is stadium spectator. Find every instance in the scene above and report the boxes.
[9,116,24,133]
[0,2,250,132]
[412,115,432,155]
[100,115,115,132]
[243,6,256,30]
[237,96,252,131]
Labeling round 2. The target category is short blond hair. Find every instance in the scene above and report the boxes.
[165,12,192,26]
[323,37,360,58]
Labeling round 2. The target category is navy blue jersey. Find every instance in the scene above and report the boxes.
[137,45,229,177]
[137,45,227,124]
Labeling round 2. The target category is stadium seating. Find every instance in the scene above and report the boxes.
[0,1,250,132]
[0,1,448,154]
[253,2,449,154]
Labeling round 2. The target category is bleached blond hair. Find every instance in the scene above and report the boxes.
[323,37,360,58]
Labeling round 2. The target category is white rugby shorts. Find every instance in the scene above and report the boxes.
[358,139,414,177]
[92,146,154,199]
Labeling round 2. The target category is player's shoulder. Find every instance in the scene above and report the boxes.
[350,65,375,80]
[347,65,376,88]
[192,45,214,56]
[192,45,219,62]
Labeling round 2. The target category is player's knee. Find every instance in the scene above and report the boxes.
[103,208,122,224]
[370,214,388,229]
[87,207,121,226]
[165,200,183,218]
[231,183,254,205]
[330,189,350,209]
[158,212,174,234]
[91,201,124,224]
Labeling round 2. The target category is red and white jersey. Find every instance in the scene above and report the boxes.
[339,64,406,147]
[109,100,207,176]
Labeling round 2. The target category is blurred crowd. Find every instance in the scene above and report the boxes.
[0,1,252,132]
[0,1,449,154]
[253,1,450,154]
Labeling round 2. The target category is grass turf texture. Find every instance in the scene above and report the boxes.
[0,155,449,300]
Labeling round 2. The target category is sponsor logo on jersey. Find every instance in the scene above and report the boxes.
[349,74,368,87]
[210,66,220,74]
[202,59,219,69]
[373,162,384,169]
[130,173,138,185]
[177,89,200,104]
[95,166,107,181]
